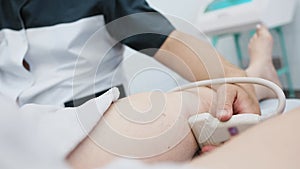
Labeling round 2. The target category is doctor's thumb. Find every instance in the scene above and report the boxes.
[215,85,236,122]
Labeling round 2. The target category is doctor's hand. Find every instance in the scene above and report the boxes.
[200,83,260,155]
[213,83,260,122]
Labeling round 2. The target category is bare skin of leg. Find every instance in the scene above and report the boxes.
[189,107,300,169]
[67,87,215,169]
[68,88,299,169]
[67,26,285,169]
[66,62,285,169]
[246,25,282,100]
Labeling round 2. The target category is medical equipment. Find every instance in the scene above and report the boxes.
[197,0,297,35]
[170,77,286,147]
[196,0,297,97]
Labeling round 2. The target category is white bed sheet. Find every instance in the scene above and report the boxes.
[260,99,300,116]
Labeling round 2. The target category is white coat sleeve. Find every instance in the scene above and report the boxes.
[18,87,120,159]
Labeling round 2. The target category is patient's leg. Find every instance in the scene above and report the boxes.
[246,25,282,100]
[189,107,300,169]
[67,87,215,169]
[66,26,284,169]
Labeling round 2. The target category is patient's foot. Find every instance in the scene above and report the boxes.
[246,25,282,100]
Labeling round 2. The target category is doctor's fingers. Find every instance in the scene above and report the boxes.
[214,84,260,122]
